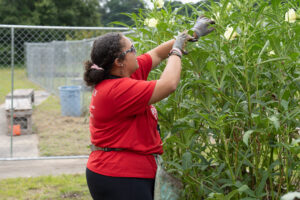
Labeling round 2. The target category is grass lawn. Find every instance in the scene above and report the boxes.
[0,67,41,103]
[0,174,92,200]
[32,95,90,156]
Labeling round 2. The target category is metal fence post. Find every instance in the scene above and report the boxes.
[10,27,14,157]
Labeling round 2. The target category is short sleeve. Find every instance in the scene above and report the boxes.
[131,53,153,80]
[112,78,156,117]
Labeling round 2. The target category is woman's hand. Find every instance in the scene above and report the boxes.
[191,16,215,40]
[147,31,193,67]
[172,30,193,55]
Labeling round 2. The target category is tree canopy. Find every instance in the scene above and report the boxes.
[0,0,101,26]
[99,0,145,26]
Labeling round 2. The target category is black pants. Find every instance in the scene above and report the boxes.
[86,168,154,200]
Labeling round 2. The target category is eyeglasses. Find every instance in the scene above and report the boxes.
[119,44,136,58]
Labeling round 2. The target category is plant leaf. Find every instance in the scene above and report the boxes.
[257,40,269,64]
[255,171,269,197]
[220,63,233,88]
[243,130,254,146]
[258,57,290,65]
[207,61,220,87]
[268,115,280,130]
[182,151,192,170]
[280,99,289,111]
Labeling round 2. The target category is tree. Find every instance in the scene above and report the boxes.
[0,0,37,25]
[34,0,58,25]
[99,0,145,26]
[0,0,101,26]
[168,1,210,17]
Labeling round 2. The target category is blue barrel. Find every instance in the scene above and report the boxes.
[58,86,82,116]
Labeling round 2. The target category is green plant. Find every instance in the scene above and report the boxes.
[121,0,300,199]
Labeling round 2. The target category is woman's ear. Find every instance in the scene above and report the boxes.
[114,58,124,67]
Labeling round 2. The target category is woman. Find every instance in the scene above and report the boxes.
[84,17,214,200]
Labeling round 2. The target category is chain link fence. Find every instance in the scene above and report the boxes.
[0,25,130,159]
[25,37,94,115]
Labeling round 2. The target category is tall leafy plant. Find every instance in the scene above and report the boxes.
[121,0,300,199]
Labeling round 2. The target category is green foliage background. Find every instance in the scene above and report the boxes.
[100,0,145,26]
[0,0,101,26]
[124,0,300,199]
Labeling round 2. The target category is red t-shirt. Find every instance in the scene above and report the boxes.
[87,53,163,179]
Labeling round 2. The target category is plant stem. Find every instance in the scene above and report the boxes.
[277,145,283,200]
[220,130,236,183]
[243,46,252,128]
[253,135,259,185]
[269,142,275,200]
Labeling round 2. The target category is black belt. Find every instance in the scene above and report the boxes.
[90,144,124,152]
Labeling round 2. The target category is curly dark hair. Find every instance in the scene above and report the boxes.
[83,32,125,86]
